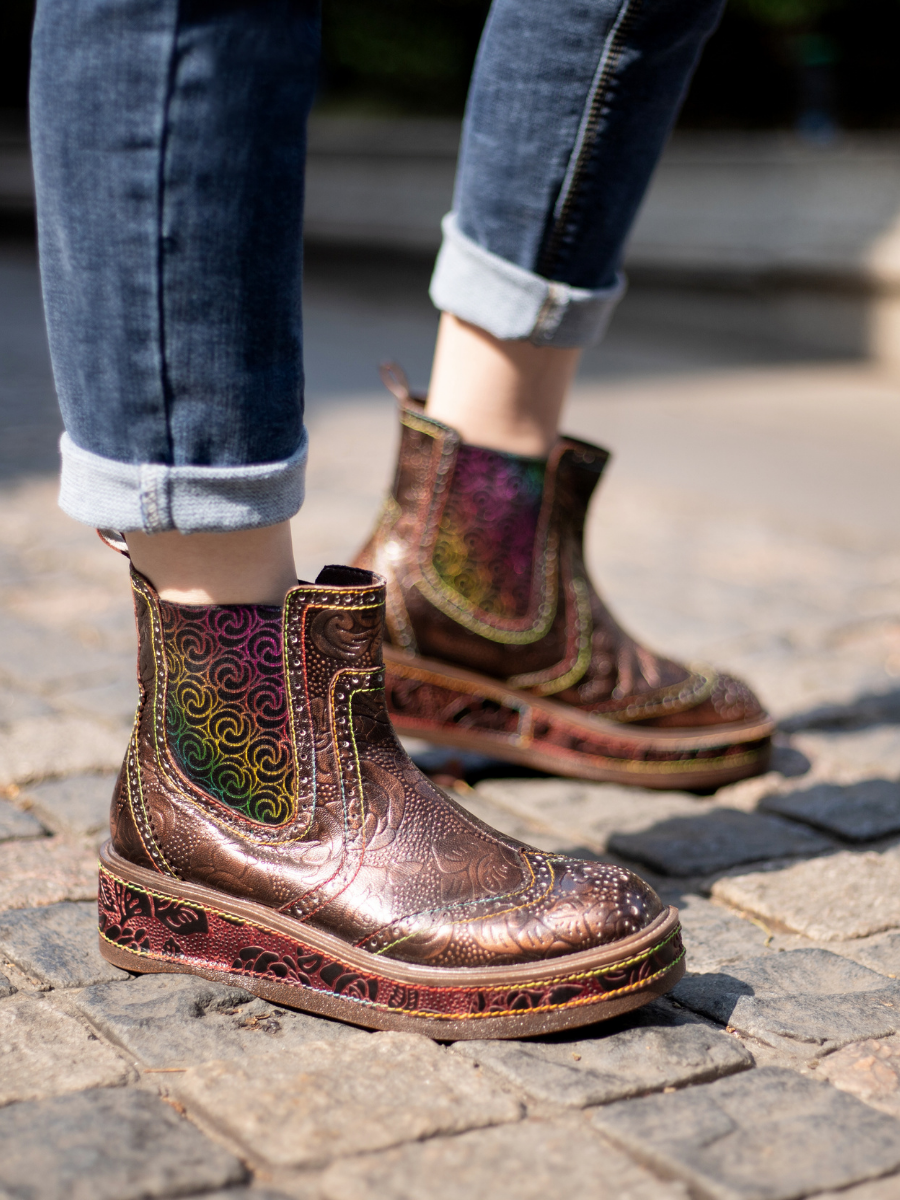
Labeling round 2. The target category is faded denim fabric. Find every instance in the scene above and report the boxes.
[434,0,726,346]
[31,0,723,532]
[31,0,318,531]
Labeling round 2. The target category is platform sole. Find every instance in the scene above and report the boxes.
[98,842,685,1039]
[384,647,773,791]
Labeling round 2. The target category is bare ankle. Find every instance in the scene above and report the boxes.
[125,523,296,606]
[425,314,580,456]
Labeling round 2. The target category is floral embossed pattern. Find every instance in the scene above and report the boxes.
[432,444,545,620]
[160,601,294,824]
[98,869,684,1022]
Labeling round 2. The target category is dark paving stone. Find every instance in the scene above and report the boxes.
[0,971,15,998]
[20,772,114,837]
[0,1087,246,1200]
[0,901,127,987]
[760,780,900,843]
[0,798,45,842]
[608,809,834,876]
[592,1066,900,1200]
[73,973,365,1067]
[451,1000,752,1107]
[673,948,900,1054]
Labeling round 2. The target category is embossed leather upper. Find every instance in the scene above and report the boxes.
[354,396,766,730]
[111,564,663,968]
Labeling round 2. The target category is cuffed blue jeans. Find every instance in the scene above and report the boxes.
[30,0,725,534]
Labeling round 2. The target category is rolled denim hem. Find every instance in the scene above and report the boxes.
[429,213,626,348]
[58,431,308,534]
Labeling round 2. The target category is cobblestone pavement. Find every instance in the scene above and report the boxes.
[3,238,900,1198]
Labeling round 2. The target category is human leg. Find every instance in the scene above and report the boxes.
[426,315,579,456]
[356,0,774,787]
[32,0,311,603]
[426,0,725,452]
[31,0,678,1032]
[31,0,316,541]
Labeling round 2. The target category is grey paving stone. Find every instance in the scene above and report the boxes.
[608,808,833,877]
[474,778,703,855]
[456,789,592,857]
[838,930,900,979]
[0,973,14,999]
[0,1086,246,1200]
[193,1192,295,1200]
[0,836,97,912]
[0,713,126,789]
[0,901,126,987]
[169,1032,523,1168]
[592,1066,900,1200]
[0,609,126,690]
[814,1175,900,1200]
[55,678,140,726]
[817,1038,900,1118]
[0,991,129,1105]
[18,772,114,837]
[451,1002,752,1107]
[713,849,900,941]
[0,799,44,843]
[760,780,900,843]
[675,893,775,972]
[318,1118,688,1200]
[74,973,365,1068]
[673,949,900,1055]
[0,686,54,725]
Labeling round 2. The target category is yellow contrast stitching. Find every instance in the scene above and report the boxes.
[139,574,384,847]
[98,864,678,991]
[374,848,546,957]
[507,576,593,695]
[98,923,683,1019]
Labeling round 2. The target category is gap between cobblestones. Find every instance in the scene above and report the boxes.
[3,252,900,1196]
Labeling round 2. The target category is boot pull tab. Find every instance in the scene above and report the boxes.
[379,362,427,407]
[97,529,131,559]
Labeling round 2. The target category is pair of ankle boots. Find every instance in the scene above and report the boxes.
[98,377,772,1037]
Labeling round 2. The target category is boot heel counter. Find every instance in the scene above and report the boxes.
[109,752,156,870]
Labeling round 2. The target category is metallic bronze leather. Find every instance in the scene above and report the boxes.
[110,563,664,970]
[382,646,772,790]
[353,386,772,774]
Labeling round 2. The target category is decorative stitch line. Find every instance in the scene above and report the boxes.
[98,864,680,992]
[406,417,563,643]
[507,575,593,694]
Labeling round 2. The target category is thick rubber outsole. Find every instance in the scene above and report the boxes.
[384,646,774,791]
[97,842,685,1040]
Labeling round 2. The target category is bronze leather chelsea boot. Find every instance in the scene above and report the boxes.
[97,552,684,1037]
[353,373,774,791]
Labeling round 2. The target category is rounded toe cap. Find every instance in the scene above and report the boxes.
[648,671,767,728]
[543,857,665,949]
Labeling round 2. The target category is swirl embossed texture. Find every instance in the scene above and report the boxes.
[160,600,294,824]
[432,444,545,619]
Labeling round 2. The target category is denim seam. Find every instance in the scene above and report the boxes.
[140,464,172,533]
[155,3,182,465]
[59,431,308,533]
[430,213,625,348]
[540,0,640,276]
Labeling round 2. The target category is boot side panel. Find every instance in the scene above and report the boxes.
[108,580,159,872]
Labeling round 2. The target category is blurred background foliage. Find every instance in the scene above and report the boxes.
[2,0,900,129]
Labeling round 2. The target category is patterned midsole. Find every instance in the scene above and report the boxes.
[383,653,772,780]
[98,864,685,1024]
